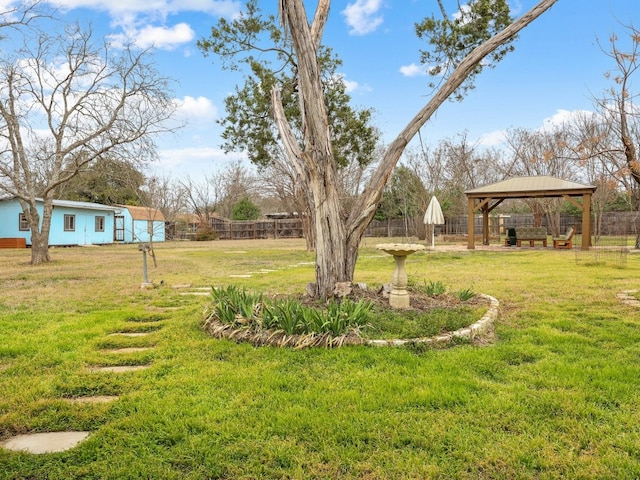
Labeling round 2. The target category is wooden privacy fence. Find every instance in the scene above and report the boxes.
[208,218,304,240]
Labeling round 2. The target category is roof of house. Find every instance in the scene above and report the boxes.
[175,213,201,224]
[0,196,122,212]
[465,176,596,198]
[119,205,166,222]
[51,199,123,212]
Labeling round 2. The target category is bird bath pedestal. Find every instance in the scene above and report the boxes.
[138,243,154,289]
[376,243,425,309]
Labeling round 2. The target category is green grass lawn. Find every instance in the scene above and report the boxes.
[1,239,640,479]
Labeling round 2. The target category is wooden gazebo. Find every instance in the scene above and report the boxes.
[464,176,597,250]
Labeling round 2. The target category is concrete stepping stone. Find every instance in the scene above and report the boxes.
[102,347,154,354]
[228,274,253,278]
[617,290,640,307]
[288,262,315,267]
[1,431,90,454]
[66,395,119,404]
[179,291,211,296]
[89,365,149,373]
[108,332,150,337]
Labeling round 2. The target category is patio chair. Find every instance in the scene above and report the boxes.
[505,227,517,246]
[553,227,575,249]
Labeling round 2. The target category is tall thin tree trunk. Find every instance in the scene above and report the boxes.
[24,198,54,265]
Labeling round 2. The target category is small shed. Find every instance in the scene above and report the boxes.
[465,176,597,250]
[115,205,166,243]
[0,197,121,246]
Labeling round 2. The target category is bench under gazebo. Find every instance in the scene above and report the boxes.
[464,176,597,251]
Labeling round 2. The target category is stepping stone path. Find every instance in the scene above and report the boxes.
[102,347,154,354]
[1,432,90,454]
[617,290,640,307]
[1,313,169,455]
[108,332,149,337]
[175,285,214,295]
[66,395,119,404]
[89,365,150,373]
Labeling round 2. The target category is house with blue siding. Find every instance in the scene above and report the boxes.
[0,197,121,246]
[115,205,166,243]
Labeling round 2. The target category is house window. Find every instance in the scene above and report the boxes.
[19,213,29,231]
[64,214,75,232]
[95,216,105,232]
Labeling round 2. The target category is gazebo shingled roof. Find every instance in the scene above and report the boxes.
[465,176,596,197]
[464,176,597,250]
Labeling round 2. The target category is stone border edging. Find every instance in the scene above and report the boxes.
[365,293,499,347]
[203,294,499,349]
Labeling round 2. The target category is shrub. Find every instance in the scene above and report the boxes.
[456,288,476,302]
[194,226,218,241]
[412,279,447,297]
[231,196,261,220]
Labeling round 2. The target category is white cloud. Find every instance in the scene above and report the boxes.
[134,22,194,49]
[400,63,428,77]
[343,78,359,93]
[47,0,241,18]
[478,130,507,147]
[175,95,217,120]
[335,73,371,94]
[341,0,384,36]
[540,109,594,132]
[45,0,241,51]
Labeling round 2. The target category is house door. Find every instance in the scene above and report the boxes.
[114,215,125,242]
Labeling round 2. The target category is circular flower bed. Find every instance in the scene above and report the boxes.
[202,284,499,349]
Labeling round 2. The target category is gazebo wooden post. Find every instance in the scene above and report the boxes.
[581,193,591,250]
[482,205,490,245]
[467,197,476,250]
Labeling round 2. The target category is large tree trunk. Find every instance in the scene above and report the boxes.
[275,0,557,298]
[310,179,349,296]
[30,230,51,264]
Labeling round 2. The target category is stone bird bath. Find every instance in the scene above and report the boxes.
[376,243,425,308]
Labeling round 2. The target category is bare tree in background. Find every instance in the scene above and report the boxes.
[503,126,577,235]
[0,0,50,40]
[257,151,315,250]
[179,174,219,232]
[144,174,187,223]
[0,20,177,264]
[409,133,503,218]
[564,111,623,240]
[216,160,258,218]
[593,25,640,246]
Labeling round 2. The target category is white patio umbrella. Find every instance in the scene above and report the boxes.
[423,196,445,249]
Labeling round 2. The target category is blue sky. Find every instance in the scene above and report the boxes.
[27,0,640,179]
